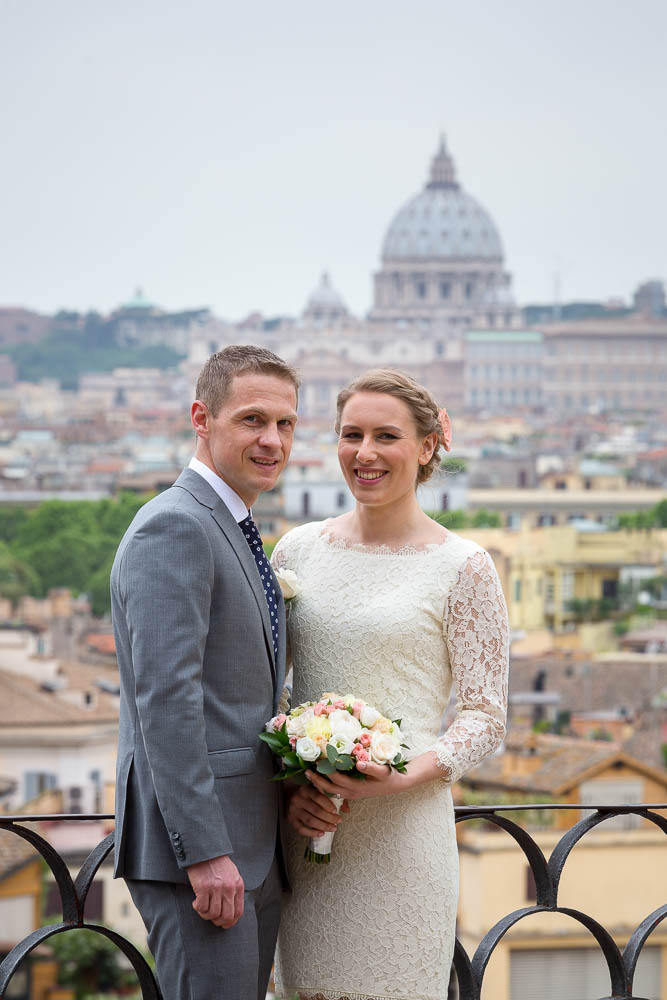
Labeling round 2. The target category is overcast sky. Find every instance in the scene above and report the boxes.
[1,0,665,321]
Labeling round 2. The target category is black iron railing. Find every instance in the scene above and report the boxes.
[1,804,666,1000]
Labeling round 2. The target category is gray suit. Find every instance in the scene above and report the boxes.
[111,468,286,998]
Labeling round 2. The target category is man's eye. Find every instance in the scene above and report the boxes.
[380,433,397,440]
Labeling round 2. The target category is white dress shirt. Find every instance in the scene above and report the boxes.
[188,456,249,523]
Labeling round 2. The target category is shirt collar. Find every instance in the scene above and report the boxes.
[188,457,249,523]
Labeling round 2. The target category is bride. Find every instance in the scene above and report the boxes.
[271,369,509,1000]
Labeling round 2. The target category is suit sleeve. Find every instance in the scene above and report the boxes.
[118,508,234,868]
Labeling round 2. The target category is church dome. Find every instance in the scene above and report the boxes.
[381,136,503,262]
[303,272,349,323]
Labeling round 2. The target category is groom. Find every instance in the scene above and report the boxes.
[111,345,300,1000]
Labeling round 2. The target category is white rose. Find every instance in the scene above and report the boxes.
[286,714,307,738]
[265,717,279,733]
[360,705,381,728]
[329,709,362,741]
[296,736,321,762]
[370,731,400,765]
[274,568,301,600]
[388,721,403,743]
[328,734,355,756]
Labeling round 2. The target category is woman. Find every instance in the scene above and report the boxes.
[271,369,509,1000]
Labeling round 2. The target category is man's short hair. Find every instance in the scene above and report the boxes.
[195,345,300,416]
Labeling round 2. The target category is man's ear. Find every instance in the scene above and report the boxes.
[191,400,210,437]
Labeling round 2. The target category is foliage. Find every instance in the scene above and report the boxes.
[428,508,501,530]
[8,312,184,389]
[617,499,667,531]
[470,508,502,528]
[662,745,667,768]
[429,509,468,530]
[0,540,40,605]
[440,456,466,474]
[566,597,620,623]
[46,928,136,999]
[458,787,556,829]
[0,494,148,612]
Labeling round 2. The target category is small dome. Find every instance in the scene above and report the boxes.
[381,137,503,262]
[303,272,349,322]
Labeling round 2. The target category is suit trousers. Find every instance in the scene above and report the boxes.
[126,857,282,1000]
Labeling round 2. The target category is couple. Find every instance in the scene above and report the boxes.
[111,345,510,1000]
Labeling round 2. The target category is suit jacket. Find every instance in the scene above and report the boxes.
[111,468,286,890]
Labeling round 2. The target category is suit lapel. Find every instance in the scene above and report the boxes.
[174,469,277,682]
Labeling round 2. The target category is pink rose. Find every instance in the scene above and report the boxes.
[289,736,297,748]
[352,747,369,763]
[353,701,363,718]
[314,704,325,716]
[334,699,346,710]
[325,704,336,715]
[274,713,287,730]
[359,732,372,748]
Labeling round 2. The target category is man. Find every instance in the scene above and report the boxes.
[111,345,300,1000]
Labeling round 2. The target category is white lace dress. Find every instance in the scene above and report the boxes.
[271,521,509,1000]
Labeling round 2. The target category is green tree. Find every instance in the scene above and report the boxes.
[0,540,39,606]
[441,456,466,474]
[429,509,468,530]
[47,928,137,999]
[470,508,501,528]
[0,506,29,543]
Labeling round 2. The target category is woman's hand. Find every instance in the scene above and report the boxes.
[306,760,412,801]
[284,782,349,837]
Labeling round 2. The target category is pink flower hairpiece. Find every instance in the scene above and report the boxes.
[438,408,452,451]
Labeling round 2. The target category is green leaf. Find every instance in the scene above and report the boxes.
[316,759,336,775]
[326,744,339,764]
[392,718,402,727]
[277,722,290,745]
[288,771,310,785]
[335,754,355,771]
[283,751,301,768]
[259,732,284,753]
[270,771,291,781]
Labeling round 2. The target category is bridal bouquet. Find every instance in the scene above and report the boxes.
[260,692,408,862]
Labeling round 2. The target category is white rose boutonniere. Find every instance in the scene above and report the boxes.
[274,567,301,600]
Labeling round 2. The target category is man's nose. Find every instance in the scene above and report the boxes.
[258,422,282,448]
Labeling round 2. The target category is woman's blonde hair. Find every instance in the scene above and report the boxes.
[335,369,445,485]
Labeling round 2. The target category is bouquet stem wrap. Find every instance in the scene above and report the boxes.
[304,794,344,864]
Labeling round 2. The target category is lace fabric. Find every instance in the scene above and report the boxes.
[271,521,509,1000]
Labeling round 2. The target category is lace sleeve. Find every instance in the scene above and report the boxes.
[429,549,509,783]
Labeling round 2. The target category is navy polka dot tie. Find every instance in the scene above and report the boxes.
[239,513,279,662]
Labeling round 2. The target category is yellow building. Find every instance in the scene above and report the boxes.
[457,733,667,1000]
[466,524,667,636]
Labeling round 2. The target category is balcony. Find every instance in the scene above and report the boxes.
[1,804,666,1000]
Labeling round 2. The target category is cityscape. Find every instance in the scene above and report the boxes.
[0,129,665,998]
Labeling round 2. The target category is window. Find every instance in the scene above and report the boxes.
[302,491,310,517]
[441,493,449,511]
[336,492,347,510]
[25,771,57,802]
[465,281,474,299]
[440,281,450,299]
[514,579,522,603]
[416,280,426,298]
[580,778,643,830]
[510,946,660,999]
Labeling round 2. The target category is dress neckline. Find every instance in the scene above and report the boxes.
[317,519,451,557]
